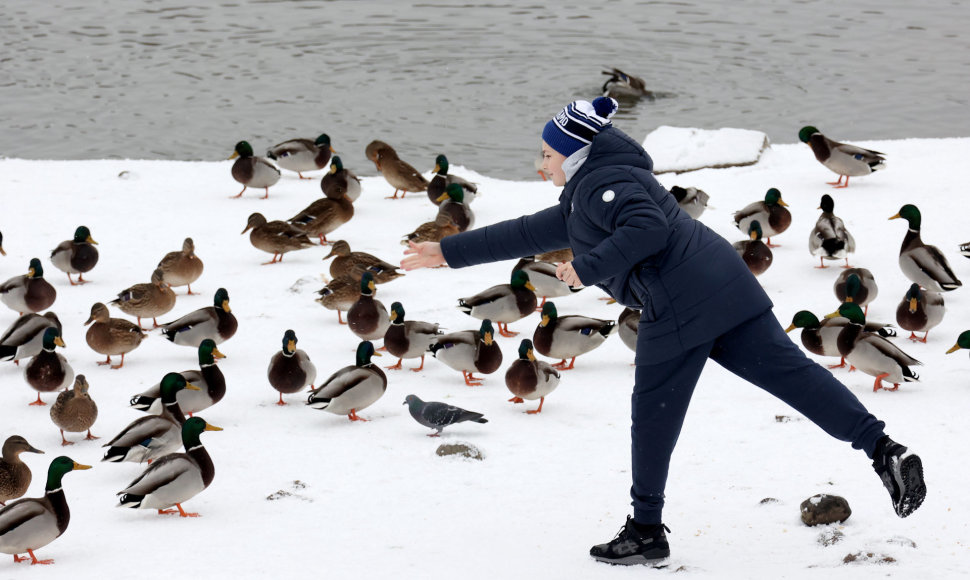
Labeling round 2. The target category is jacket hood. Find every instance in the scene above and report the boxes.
[563,127,654,197]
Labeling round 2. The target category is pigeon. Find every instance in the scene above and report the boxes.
[403,394,487,437]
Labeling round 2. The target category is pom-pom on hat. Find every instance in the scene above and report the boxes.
[542,97,619,157]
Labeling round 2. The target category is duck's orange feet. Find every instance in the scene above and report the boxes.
[110,354,126,370]
[497,322,518,337]
[97,355,113,366]
[85,430,99,441]
[348,409,369,422]
[159,503,200,517]
[17,550,53,565]
[508,396,524,404]
[827,357,847,369]
[526,397,545,414]
[410,355,426,372]
[873,372,890,392]
[230,187,246,198]
[552,357,576,370]
[462,371,484,386]
[29,395,46,406]
[385,359,404,370]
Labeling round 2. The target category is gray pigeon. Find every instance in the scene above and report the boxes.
[403,394,487,437]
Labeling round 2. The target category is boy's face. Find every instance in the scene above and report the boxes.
[540,141,567,187]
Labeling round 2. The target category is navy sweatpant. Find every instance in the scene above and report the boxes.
[630,309,887,524]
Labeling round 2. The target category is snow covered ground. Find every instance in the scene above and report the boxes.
[0,133,968,579]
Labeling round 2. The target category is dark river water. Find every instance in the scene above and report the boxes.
[1,0,968,179]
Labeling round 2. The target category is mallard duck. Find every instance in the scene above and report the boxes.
[365,140,393,170]
[798,126,886,188]
[117,417,221,517]
[315,276,358,325]
[321,156,361,202]
[287,195,355,245]
[49,226,98,286]
[669,185,709,219]
[159,288,238,347]
[229,140,281,199]
[429,319,503,386]
[890,204,962,292]
[834,269,878,315]
[533,301,616,370]
[458,270,537,338]
[401,213,460,246]
[427,154,478,206]
[242,212,316,264]
[266,133,334,179]
[324,240,404,284]
[307,341,386,421]
[49,375,97,446]
[403,394,487,437]
[375,145,429,199]
[946,331,970,357]
[0,230,5,256]
[129,339,226,415]
[0,258,56,315]
[733,188,791,247]
[103,373,198,464]
[536,248,574,263]
[383,302,442,372]
[109,268,177,329]
[0,436,43,506]
[0,312,61,364]
[84,302,146,369]
[786,309,896,369]
[156,237,204,295]
[896,283,944,343]
[601,67,653,99]
[0,456,89,565]
[513,256,582,310]
[23,327,73,407]
[505,339,560,414]
[347,272,390,342]
[617,307,639,352]
[809,194,855,268]
[436,183,475,232]
[825,302,920,392]
[732,220,773,277]
[268,329,317,406]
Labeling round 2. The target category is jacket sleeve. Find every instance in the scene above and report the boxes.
[569,178,670,286]
[440,205,569,269]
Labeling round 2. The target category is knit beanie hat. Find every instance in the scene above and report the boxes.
[542,96,619,157]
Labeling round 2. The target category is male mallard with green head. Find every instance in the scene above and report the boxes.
[427,154,478,206]
[890,204,962,292]
[505,339,560,414]
[307,341,386,421]
[229,140,280,198]
[0,312,61,364]
[533,301,616,370]
[825,303,920,392]
[347,272,390,342]
[0,258,56,316]
[23,327,73,406]
[49,226,98,285]
[809,194,855,268]
[834,269,878,316]
[798,126,886,188]
[458,270,537,338]
[383,301,442,372]
[130,339,226,415]
[512,255,582,310]
[267,329,317,406]
[266,133,334,179]
[733,188,791,247]
[159,287,238,347]
[732,220,773,277]
[429,319,503,386]
[436,183,475,232]
[321,156,361,202]
[895,283,944,343]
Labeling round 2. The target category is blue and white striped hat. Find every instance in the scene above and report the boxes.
[541,96,619,157]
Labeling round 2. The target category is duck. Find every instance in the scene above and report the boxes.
[0,436,44,506]
[834,269,878,315]
[786,309,896,369]
[48,226,98,286]
[895,283,944,343]
[825,302,920,392]
[536,248,574,263]
[49,375,98,446]
[129,339,226,415]
[268,329,317,406]
[890,204,962,292]
[429,319,503,386]
[266,133,334,179]
[0,230,4,256]
[513,255,582,309]
[102,373,199,464]
[117,417,222,518]
[320,156,361,202]
[288,194,355,245]
[617,306,639,352]
[401,213,460,246]
[533,301,616,370]
[375,145,429,199]
[946,331,970,357]
[306,341,386,421]
[347,272,391,342]
[669,185,709,219]
[383,302,442,372]
[23,327,73,407]
[732,220,773,277]
[798,126,886,188]
[0,456,89,565]
[0,258,56,316]
[458,269,537,338]
[809,194,855,268]
[84,302,146,369]
[315,275,358,325]
[505,339,560,414]
[601,67,653,99]
[242,212,317,264]
[733,188,791,247]
[323,240,404,284]
[0,312,61,364]
[159,287,238,347]
[435,183,475,232]
[109,268,177,329]
[365,140,393,171]
[229,140,281,199]
[427,154,478,206]
[156,237,204,295]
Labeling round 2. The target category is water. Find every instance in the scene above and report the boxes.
[1,0,968,179]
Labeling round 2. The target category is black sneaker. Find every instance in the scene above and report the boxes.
[589,516,670,565]
[873,437,926,518]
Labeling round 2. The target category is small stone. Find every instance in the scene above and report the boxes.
[800,494,851,526]
[436,442,483,460]
[818,528,845,547]
[118,170,131,179]
[759,497,780,505]
[775,415,791,423]
[843,551,896,565]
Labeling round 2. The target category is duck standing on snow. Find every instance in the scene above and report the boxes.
[287,194,355,245]
[306,341,386,421]
[427,154,478,206]
[732,220,773,277]
[49,226,98,286]
[266,133,334,179]
[49,375,97,446]
[267,329,317,406]
[533,301,616,370]
[505,339,560,414]
[458,270,537,338]
[159,287,238,347]
[617,306,639,352]
[826,302,921,392]
[321,156,361,202]
[156,238,204,295]
[0,258,56,316]
[668,186,709,220]
[733,188,791,247]
[809,194,855,268]
[890,204,962,292]
[383,302,442,372]
[786,309,896,369]
[229,140,280,199]
[365,139,393,170]
[347,272,390,342]
[429,319,503,386]
[798,126,886,188]
[374,145,429,199]
[109,268,177,329]
[129,339,226,415]
[895,283,944,343]
[0,312,61,364]
[435,183,475,232]
[242,212,316,264]
[84,302,145,369]
[513,255,583,309]
[324,240,404,284]
[315,276,358,325]
[834,269,878,316]
[401,213,460,246]
[0,436,44,506]
[23,328,73,407]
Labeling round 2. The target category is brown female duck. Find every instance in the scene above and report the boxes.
[110,268,177,329]
[324,240,404,284]
[242,212,316,264]
[84,302,146,369]
[50,375,98,446]
[315,276,358,325]
[156,237,204,295]
[375,145,429,199]
[287,194,355,245]
[0,436,44,506]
